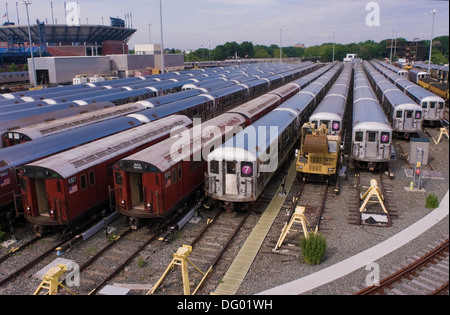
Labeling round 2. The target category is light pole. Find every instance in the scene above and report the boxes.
[280,27,282,63]
[159,0,165,73]
[428,9,438,75]
[22,0,37,87]
[389,29,394,65]
[147,22,152,44]
[332,30,335,62]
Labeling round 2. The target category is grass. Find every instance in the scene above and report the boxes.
[425,193,439,209]
[300,232,327,266]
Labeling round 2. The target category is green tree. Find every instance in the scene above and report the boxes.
[9,63,20,72]
[255,48,271,59]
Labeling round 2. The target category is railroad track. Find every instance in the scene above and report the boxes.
[148,209,253,295]
[354,238,449,295]
[262,175,335,257]
[347,168,397,227]
[0,235,67,290]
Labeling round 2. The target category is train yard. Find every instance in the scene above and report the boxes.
[0,60,448,296]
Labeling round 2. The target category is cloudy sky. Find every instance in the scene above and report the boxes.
[3,0,449,50]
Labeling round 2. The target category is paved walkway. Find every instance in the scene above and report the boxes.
[257,190,449,295]
[213,160,298,295]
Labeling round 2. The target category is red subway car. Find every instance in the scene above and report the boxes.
[20,115,192,236]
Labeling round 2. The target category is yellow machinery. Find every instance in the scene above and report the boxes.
[34,264,76,296]
[296,123,341,182]
[359,180,388,215]
[433,127,449,145]
[147,245,212,295]
[275,206,314,250]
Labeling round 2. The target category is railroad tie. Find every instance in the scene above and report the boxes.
[213,160,298,295]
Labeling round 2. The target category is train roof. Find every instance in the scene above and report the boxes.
[209,108,297,163]
[0,116,143,172]
[0,102,82,123]
[135,95,215,122]
[136,89,203,108]
[0,103,114,136]
[6,103,148,141]
[116,113,247,173]
[72,88,153,105]
[228,94,280,120]
[371,62,446,103]
[23,115,192,179]
[310,84,350,119]
[353,99,391,130]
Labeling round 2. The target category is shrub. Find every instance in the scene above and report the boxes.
[425,193,439,209]
[300,232,327,265]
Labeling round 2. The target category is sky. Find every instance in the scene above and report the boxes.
[2,0,449,50]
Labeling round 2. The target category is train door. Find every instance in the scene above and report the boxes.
[428,101,437,120]
[35,179,49,216]
[365,132,378,159]
[403,110,414,131]
[130,173,144,208]
[224,161,238,195]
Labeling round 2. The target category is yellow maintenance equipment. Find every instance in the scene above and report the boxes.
[359,179,388,215]
[147,245,212,295]
[297,123,341,182]
[275,206,314,250]
[33,264,76,296]
[433,127,449,145]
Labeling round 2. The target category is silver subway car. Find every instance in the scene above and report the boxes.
[352,62,392,170]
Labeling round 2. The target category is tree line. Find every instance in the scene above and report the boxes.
[182,36,449,64]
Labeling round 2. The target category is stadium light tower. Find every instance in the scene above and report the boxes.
[22,0,37,87]
[160,0,165,73]
[428,9,438,75]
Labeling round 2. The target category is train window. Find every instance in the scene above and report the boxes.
[430,102,436,109]
[406,111,413,119]
[332,121,340,131]
[89,171,96,186]
[439,102,444,109]
[115,172,123,186]
[368,132,376,142]
[241,162,254,178]
[210,161,219,174]
[321,121,330,130]
[172,169,177,184]
[20,178,28,191]
[311,120,318,128]
[355,132,363,142]
[227,162,237,175]
[422,102,428,109]
[415,111,422,120]
[178,165,183,181]
[381,132,390,144]
[80,175,87,191]
[396,111,403,118]
[57,181,61,193]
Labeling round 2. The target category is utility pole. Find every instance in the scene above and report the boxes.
[22,0,37,87]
